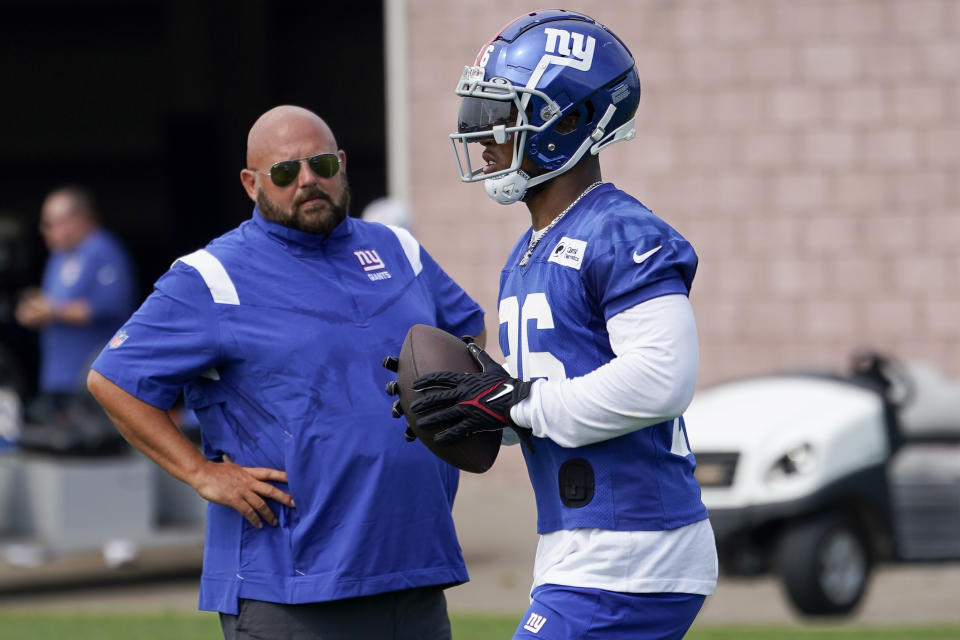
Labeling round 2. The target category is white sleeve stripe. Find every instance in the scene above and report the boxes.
[386,225,423,276]
[174,249,240,305]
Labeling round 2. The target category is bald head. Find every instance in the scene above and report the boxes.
[40,185,99,252]
[240,105,350,236]
[45,186,97,219]
[246,105,337,170]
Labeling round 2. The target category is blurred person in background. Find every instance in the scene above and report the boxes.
[88,105,485,640]
[361,196,414,231]
[15,186,135,422]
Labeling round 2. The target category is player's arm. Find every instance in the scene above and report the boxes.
[87,370,293,528]
[510,293,698,448]
[50,298,93,325]
[88,264,293,526]
[14,290,91,328]
[25,247,134,328]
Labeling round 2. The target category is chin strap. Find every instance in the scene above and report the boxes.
[484,170,530,205]
[590,117,636,154]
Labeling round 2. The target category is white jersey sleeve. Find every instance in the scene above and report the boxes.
[510,293,698,448]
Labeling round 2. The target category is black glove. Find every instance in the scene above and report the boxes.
[409,341,534,448]
[382,356,416,442]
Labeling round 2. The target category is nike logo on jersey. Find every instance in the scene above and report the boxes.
[486,383,514,403]
[633,245,662,264]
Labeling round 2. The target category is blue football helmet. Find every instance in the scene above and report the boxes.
[450,9,641,204]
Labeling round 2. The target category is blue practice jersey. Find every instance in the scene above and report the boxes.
[92,209,485,613]
[498,183,708,533]
[41,229,135,392]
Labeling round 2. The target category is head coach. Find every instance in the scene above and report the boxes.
[88,105,486,640]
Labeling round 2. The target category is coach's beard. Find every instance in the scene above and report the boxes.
[258,179,351,236]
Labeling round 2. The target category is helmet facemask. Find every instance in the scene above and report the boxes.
[450,67,562,193]
[450,67,638,205]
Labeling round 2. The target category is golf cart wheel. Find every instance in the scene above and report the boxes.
[776,513,872,616]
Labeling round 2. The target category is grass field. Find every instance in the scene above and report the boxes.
[0,612,957,639]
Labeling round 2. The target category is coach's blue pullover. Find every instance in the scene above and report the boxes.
[92,209,484,614]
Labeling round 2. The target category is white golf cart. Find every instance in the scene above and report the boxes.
[684,352,960,616]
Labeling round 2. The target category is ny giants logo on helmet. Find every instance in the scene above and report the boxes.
[543,28,595,70]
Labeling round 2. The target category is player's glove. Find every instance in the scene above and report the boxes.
[382,355,416,442]
[409,339,534,449]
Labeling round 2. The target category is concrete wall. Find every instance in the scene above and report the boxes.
[404,0,960,386]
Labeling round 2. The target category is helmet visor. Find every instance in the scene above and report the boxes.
[457,97,515,134]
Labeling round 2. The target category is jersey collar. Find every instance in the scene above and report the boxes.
[251,206,352,255]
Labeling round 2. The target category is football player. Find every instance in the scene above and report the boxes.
[406,10,717,639]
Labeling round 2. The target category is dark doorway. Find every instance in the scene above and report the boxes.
[0,0,387,395]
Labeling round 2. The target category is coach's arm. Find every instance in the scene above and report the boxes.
[87,370,294,528]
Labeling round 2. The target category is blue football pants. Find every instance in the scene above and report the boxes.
[512,584,705,639]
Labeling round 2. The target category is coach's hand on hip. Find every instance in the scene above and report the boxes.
[87,369,295,529]
[193,454,295,528]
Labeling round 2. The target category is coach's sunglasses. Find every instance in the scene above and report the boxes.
[255,152,341,187]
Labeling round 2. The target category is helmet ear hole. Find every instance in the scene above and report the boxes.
[555,111,580,135]
[583,100,596,126]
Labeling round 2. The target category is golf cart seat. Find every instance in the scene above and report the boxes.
[897,363,960,441]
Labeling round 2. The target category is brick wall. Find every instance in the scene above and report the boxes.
[405,0,960,386]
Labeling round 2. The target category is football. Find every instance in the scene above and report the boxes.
[397,324,501,473]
